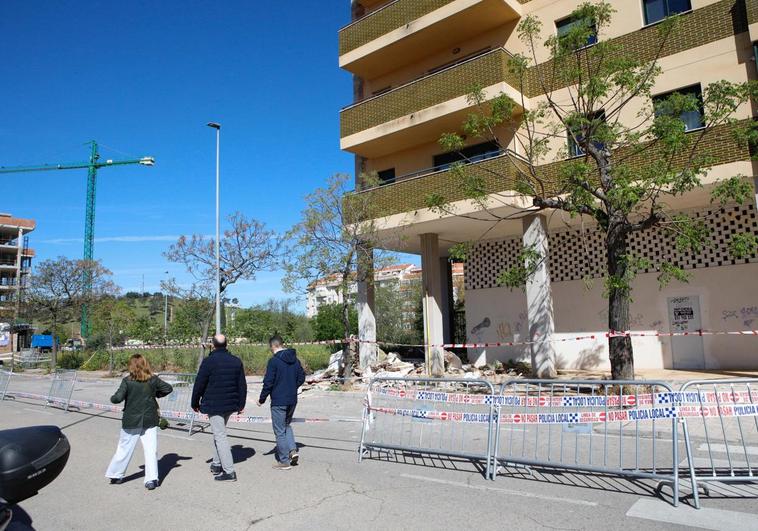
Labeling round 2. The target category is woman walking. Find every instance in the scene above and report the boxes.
[105,354,173,490]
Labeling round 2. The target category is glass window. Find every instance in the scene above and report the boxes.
[433,141,502,171]
[653,84,704,132]
[643,0,692,26]
[556,15,597,48]
[567,111,606,157]
[377,168,396,184]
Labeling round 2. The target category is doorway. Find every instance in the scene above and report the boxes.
[667,295,705,369]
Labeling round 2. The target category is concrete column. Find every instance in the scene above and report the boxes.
[13,227,23,325]
[357,245,376,369]
[522,215,558,378]
[421,234,445,376]
[439,258,452,343]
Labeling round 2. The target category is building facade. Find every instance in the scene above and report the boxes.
[339,0,758,371]
[306,263,464,320]
[0,213,35,354]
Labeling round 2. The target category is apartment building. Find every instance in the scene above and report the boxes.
[0,213,35,354]
[307,263,464,325]
[339,0,758,371]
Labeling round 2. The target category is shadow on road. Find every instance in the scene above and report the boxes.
[120,453,192,485]
[362,448,490,479]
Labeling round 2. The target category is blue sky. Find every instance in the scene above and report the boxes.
[1,1,410,309]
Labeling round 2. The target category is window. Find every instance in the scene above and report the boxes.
[567,111,606,158]
[653,84,704,132]
[433,140,502,171]
[377,168,396,184]
[556,15,597,49]
[643,0,692,26]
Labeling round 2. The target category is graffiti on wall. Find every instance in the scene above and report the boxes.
[722,305,758,327]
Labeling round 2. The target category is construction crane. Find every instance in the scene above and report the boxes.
[0,141,155,337]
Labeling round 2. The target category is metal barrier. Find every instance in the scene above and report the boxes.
[46,369,78,411]
[493,380,681,506]
[0,369,11,400]
[359,377,497,478]
[679,378,758,509]
[157,373,201,435]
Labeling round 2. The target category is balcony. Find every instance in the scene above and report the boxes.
[353,150,521,218]
[339,0,522,78]
[340,47,525,158]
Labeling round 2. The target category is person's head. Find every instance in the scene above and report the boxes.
[212,334,227,350]
[128,354,153,382]
[269,334,284,353]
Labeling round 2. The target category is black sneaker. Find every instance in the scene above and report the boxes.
[214,471,237,482]
[210,464,223,475]
[109,478,124,485]
[145,480,158,490]
[289,450,299,466]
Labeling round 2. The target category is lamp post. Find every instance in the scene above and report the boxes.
[163,270,169,342]
[207,122,222,335]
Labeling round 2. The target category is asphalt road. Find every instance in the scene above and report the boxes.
[1,374,757,530]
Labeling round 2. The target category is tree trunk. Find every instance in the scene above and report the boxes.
[50,317,58,371]
[339,275,354,380]
[607,221,635,380]
[197,312,212,370]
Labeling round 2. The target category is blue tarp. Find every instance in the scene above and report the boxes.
[31,335,57,348]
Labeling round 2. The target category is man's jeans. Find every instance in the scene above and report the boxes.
[271,404,297,464]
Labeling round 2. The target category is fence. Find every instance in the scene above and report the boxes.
[0,369,11,400]
[45,369,78,412]
[359,377,497,478]
[679,378,758,509]
[157,372,202,435]
[493,379,681,506]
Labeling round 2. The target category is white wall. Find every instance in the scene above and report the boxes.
[465,263,758,370]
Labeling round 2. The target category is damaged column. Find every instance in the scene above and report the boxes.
[356,243,376,369]
[420,233,445,377]
[522,215,557,378]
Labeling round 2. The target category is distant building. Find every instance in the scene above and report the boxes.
[0,212,35,354]
[306,263,464,320]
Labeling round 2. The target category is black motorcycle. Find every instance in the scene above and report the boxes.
[0,426,71,530]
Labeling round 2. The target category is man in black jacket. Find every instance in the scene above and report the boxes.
[257,334,305,470]
[191,334,247,482]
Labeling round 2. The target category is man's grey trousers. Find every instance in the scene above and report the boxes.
[209,413,234,473]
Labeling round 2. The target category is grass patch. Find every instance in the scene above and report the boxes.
[76,344,335,375]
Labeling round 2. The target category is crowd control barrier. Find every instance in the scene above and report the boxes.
[157,373,202,435]
[45,370,78,412]
[0,369,11,401]
[359,377,497,478]
[679,378,758,509]
[492,379,681,505]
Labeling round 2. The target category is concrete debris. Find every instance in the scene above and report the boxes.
[443,350,463,371]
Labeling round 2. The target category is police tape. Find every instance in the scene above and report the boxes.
[369,402,758,425]
[371,387,758,408]
[7,391,355,424]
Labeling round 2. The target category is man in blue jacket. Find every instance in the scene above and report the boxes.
[257,334,305,470]
[191,334,247,482]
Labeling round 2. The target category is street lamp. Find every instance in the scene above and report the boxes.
[163,270,169,342]
[207,122,222,335]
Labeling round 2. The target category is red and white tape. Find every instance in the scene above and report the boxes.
[8,391,349,424]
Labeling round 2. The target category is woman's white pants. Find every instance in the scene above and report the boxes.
[105,426,158,484]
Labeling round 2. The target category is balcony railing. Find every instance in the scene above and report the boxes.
[351,150,529,218]
[339,0,456,56]
[340,47,520,138]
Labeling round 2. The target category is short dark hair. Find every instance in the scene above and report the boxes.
[212,335,227,349]
[269,334,284,349]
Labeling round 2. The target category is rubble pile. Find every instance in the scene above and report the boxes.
[303,347,532,391]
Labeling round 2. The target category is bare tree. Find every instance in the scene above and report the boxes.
[283,173,395,372]
[26,257,118,367]
[164,212,281,367]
